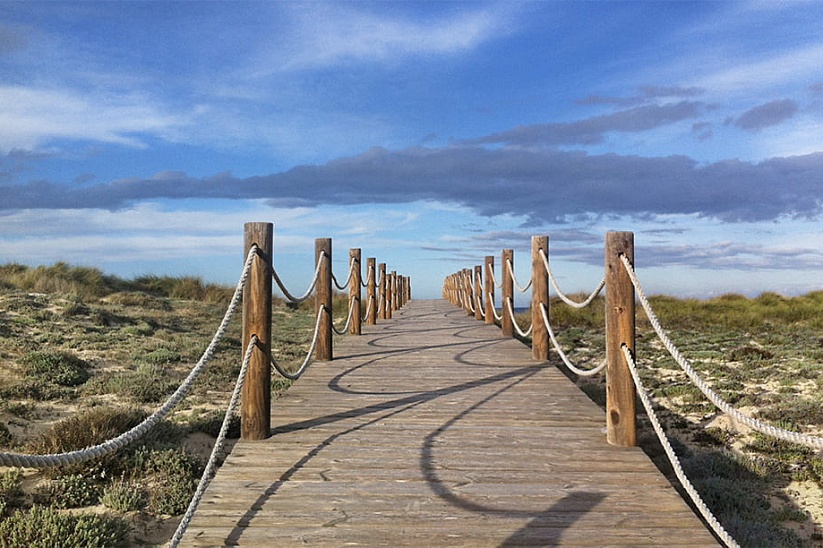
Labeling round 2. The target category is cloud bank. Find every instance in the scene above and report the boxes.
[4,145,822,224]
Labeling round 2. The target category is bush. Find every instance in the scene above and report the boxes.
[33,474,99,508]
[137,447,203,515]
[28,407,147,478]
[21,351,90,387]
[0,506,130,548]
[100,477,147,512]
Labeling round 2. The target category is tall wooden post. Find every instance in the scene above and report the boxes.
[605,231,636,447]
[349,248,361,335]
[501,249,514,337]
[242,222,272,440]
[531,236,549,361]
[474,265,483,321]
[379,263,389,319]
[315,238,333,361]
[390,270,400,310]
[484,256,495,325]
[367,257,377,325]
[385,269,393,319]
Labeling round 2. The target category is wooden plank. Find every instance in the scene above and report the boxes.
[179,299,719,547]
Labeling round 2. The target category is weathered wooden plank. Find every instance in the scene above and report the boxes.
[178,299,719,547]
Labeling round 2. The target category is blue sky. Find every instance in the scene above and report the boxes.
[2,1,823,301]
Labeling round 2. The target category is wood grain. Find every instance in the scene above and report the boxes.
[179,299,718,547]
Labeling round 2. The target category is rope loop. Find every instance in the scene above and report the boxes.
[272,250,325,304]
[507,259,532,293]
[540,303,605,377]
[538,248,605,308]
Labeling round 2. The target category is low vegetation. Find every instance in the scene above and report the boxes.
[2,261,823,545]
[0,262,318,546]
[516,291,823,546]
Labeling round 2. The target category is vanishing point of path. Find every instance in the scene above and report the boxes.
[179,299,719,547]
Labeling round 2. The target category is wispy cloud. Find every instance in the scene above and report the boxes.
[466,101,706,147]
[271,4,515,72]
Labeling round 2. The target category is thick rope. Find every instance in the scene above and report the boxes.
[272,251,325,304]
[0,245,257,469]
[538,248,605,308]
[272,307,325,380]
[621,345,739,548]
[540,303,606,377]
[475,291,486,318]
[487,262,503,290]
[620,254,823,450]
[169,335,257,548]
[362,264,373,288]
[363,293,374,323]
[331,300,356,335]
[507,259,532,293]
[332,257,356,291]
[505,298,533,338]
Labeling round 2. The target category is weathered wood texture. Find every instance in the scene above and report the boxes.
[180,299,718,547]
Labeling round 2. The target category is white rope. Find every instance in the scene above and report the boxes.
[507,259,532,293]
[272,251,325,304]
[363,293,374,323]
[505,298,533,338]
[621,345,739,548]
[492,304,503,322]
[466,288,476,314]
[487,262,503,290]
[539,249,605,308]
[332,300,356,335]
[540,303,606,377]
[475,291,485,318]
[0,245,257,469]
[362,264,373,288]
[272,307,325,380]
[169,335,257,548]
[620,254,823,450]
[332,257,356,291]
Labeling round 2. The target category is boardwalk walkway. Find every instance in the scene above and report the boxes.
[179,299,718,546]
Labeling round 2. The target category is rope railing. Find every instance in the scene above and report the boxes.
[506,258,532,293]
[0,244,258,469]
[332,256,356,291]
[539,303,606,377]
[331,299,357,335]
[170,335,257,548]
[271,307,325,381]
[620,344,740,548]
[272,251,325,304]
[505,298,533,338]
[620,253,823,451]
[539,248,605,308]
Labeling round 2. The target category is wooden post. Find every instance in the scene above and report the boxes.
[379,263,388,319]
[315,238,333,361]
[474,265,483,321]
[349,248,361,335]
[484,256,495,325]
[605,231,636,447]
[241,222,272,440]
[531,236,549,361]
[501,249,514,337]
[366,257,377,325]
[390,270,400,310]
[385,269,393,319]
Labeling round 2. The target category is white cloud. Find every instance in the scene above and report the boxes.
[255,4,514,74]
[0,85,187,151]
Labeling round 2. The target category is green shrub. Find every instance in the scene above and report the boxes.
[0,506,130,548]
[137,447,203,515]
[28,407,147,478]
[33,474,99,508]
[21,351,90,387]
[100,477,147,512]
[0,421,12,446]
[188,409,241,438]
[0,469,23,515]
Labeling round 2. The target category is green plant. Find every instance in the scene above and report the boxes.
[137,447,203,515]
[0,468,23,515]
[0,505,130,547]
[100,476,147,512]
[0,421,12,446]
[21,350,91,387]
[33,474,99,508]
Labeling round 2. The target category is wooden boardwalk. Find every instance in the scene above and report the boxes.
[179,299,719,547]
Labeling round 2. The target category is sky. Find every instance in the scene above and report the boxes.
[1,1,823,302]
